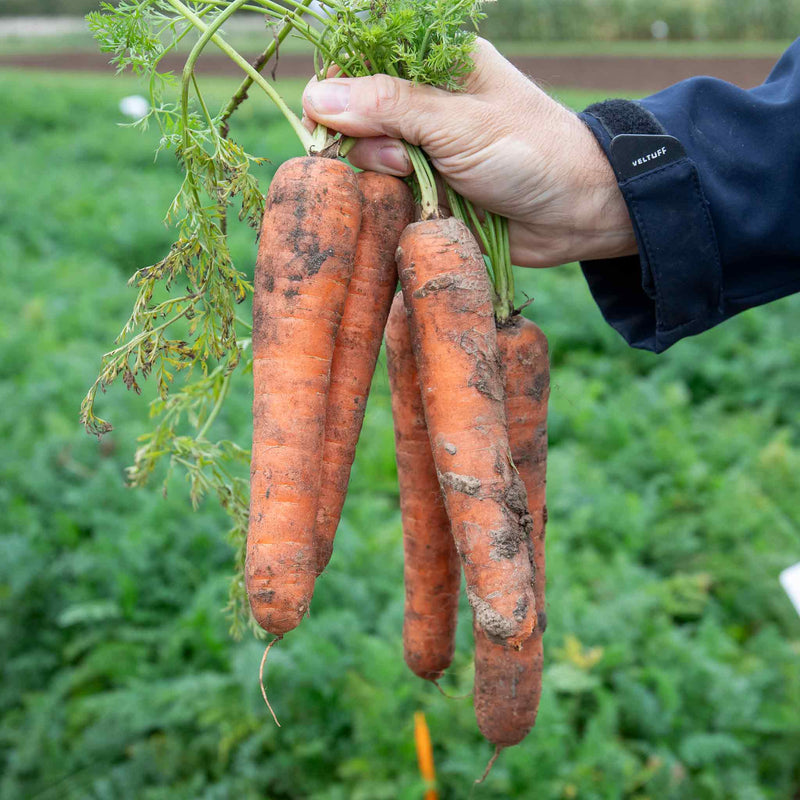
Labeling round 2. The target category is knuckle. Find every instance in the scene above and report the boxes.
[368,74,404,115]
[473,36,497,58]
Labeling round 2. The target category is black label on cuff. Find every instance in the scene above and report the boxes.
[610,134,687,180]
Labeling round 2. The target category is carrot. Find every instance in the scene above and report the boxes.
[314,172,415,574]
[396,216,537,648]
[385,292,460,681]
[473,315,550,748]
[247,156,362,636]
[499,316,549,629]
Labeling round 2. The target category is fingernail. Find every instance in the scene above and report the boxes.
[305,81,350,115]
[378,143,410,174]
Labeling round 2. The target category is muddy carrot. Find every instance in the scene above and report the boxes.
[500,316,549,628]
[396,216,537,648]
[247,156,361,636]
[314,172,415,574]
[386,292,460,681]
[474,315,550,748]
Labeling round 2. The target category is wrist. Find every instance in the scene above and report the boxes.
[568,114,638,263]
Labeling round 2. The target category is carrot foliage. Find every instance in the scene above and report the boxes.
[310,0,490,88]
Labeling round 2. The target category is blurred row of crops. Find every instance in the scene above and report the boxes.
[482,0,800,42]
[2,0,799,41]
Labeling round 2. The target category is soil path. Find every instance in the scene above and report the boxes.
[0,50,777,92]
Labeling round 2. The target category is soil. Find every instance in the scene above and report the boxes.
[0,50,778,92]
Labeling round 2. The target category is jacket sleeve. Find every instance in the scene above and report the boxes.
[578,37,800,353]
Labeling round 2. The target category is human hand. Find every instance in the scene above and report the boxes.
[302,39,637,268]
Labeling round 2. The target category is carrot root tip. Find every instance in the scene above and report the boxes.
[259,635,283,728]
[474,745,503,786]
[433,680,473,701]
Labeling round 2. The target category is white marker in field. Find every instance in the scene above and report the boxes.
[779,562,800,617]
[119,95,150,121]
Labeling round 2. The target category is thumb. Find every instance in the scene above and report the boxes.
[302,73,468,146]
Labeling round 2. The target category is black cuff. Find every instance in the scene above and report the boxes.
[578,102,724,353]
[583,98,666,137]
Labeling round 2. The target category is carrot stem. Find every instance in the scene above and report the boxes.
[339,136,357,158]
[490,213,515,322]
[406,144,439,220]
[310,123,334,154]
[488,213,509,320]
[198,1,273,14]
[197,372,232,440]
[220,0,315,132]
[180,0,249,137]
[165,0,313,152]
[192,73,219,142]
[252,0,326,24]
[501,218,515,311]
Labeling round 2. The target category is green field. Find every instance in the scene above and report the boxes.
[1,68,799,799]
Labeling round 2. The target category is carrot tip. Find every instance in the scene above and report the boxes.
[432,680,473,701]
[474,745,502,787]
[259,635,283,728]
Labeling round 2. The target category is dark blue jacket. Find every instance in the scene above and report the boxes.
[579,38,800,352]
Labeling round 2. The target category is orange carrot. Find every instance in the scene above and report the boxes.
[414,711,440,800]
[248,156,361,636]
[386,292,460,681]
[396,217,536,648]
[473,315,550,748]
[314,172,414,574]
[501,317,549,629]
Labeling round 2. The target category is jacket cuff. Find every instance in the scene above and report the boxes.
[578,103,724,353]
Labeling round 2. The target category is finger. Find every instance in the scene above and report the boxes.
[465,38,541,95]
[462,37,509,93]
[301,38,523,146]
[346,136,412,176]
[301,110,315,134]
[302,73,462,144]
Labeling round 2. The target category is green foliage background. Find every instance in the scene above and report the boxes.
[0,69,799,799]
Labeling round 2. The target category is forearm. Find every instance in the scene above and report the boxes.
[578,37,800,352]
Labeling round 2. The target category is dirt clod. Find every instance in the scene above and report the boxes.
[439,471,482,496]
[489,524,525,560]
[468,590,519,643]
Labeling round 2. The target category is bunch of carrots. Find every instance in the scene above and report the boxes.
[250,157,550,759]
[86,0,550,767]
